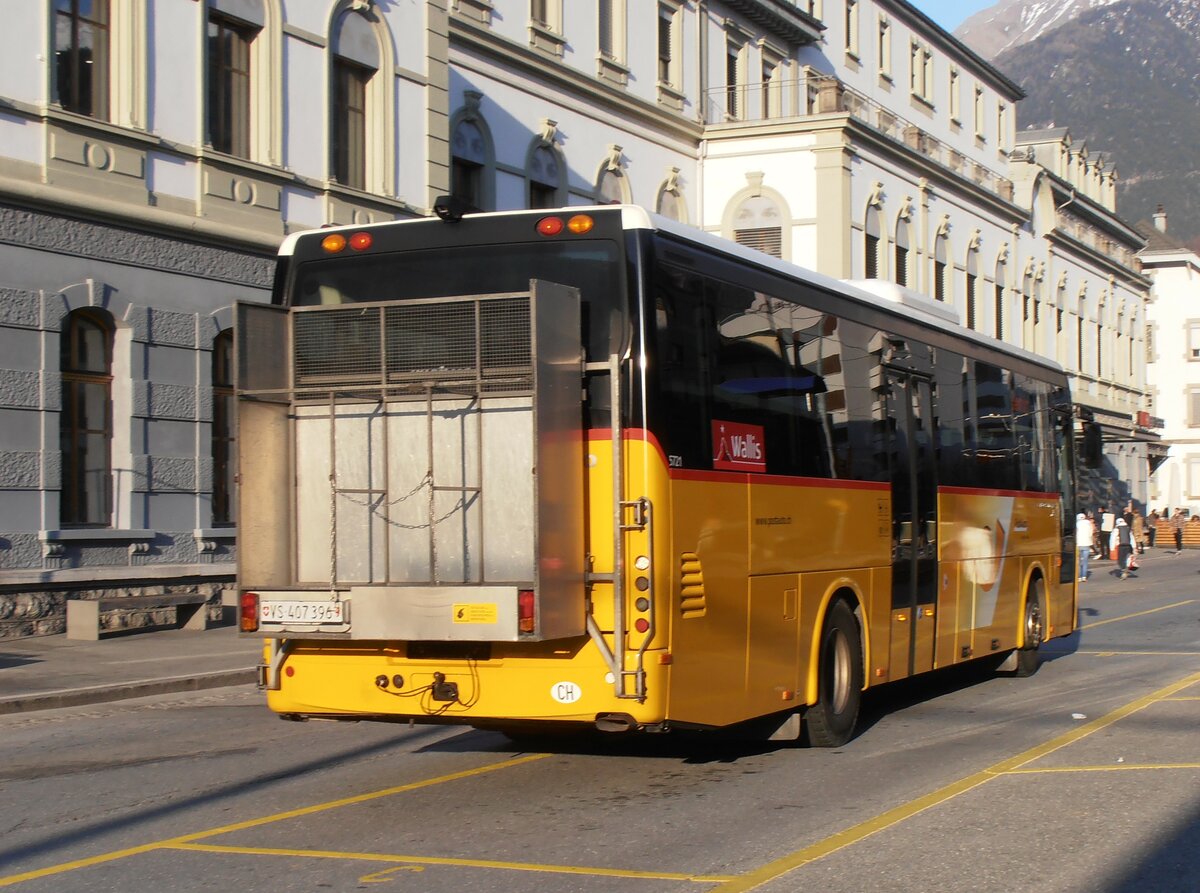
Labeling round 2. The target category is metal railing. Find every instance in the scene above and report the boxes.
[703,72,1014,202]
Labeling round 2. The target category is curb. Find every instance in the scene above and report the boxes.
[0,667,258,716]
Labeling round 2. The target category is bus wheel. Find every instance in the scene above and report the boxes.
[804,600,864,747]
[1014,579,1045,678]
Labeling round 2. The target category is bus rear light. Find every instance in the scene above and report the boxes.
[567,214,594,234]
[321,233,347,253]
[349,232,373,251]
[518,589,536,633]
[634,618,649,633]
[535,216,564,236]
[240,591,260,632]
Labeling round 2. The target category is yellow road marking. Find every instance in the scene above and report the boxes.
[171,842,736,884]
[712,668,1200,893]
[1164,695,1200,700]
[0,753,550,889]
[1042,651,1200,657]
[1079,600,1196,630]
[998,763,1200,774]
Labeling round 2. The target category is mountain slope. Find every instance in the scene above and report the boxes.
[986,0,1200,249]
[956,0,1121,59]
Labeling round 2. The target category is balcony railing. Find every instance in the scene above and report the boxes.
[704,72,1014,203]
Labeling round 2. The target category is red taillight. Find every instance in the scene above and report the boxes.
[240,591,259,632]
[634,618,650,634]
[536,216,564,236]
[518,589,535,633]
[349,231,373,251]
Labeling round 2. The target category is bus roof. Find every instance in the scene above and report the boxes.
[279,204,1066,379]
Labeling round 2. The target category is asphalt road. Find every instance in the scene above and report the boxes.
[1,552,1197,892]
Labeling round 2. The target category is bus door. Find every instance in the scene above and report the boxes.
[886,371,938,680]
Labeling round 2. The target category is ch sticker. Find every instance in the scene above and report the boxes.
[551,681,582,704]
[453,603,498,624]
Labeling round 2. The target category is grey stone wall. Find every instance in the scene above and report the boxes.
[0,580,231,639]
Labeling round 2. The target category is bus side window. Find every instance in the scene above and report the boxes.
[710,281,830,478]
[653,268,711,469]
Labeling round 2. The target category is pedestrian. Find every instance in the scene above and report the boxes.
[1172,508,1186,554]
[1099,506,1115,559]
[1123,501,1134,527]
[1131,508,1145,554]
[1112,517,1134,579]
[1147,509,1159,548]
[1075,511,1094,582]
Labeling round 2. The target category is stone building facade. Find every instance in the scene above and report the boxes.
[0,0,1155,638]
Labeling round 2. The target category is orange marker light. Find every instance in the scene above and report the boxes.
[240,591,259,632]
[536,216,564,236]
[567,214,594,234]
[349,231,373,251]
[321,233,347,253]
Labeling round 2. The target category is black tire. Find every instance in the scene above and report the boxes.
[1014,579,1045,678]
[804,600,864,747]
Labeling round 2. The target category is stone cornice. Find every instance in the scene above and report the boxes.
[449,15,704,146]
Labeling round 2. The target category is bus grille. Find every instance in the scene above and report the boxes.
[292,296,533,396]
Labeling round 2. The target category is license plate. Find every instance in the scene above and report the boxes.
[260,600,345,626]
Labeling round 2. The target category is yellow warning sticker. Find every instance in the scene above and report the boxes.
[452,603,498,624]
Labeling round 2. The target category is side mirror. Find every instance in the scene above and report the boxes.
[1082,421,1103,468]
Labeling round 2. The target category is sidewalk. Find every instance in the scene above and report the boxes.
[0,623,261,715]
[0,548,1190,716]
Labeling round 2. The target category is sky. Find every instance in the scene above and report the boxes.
[910,0,998,32]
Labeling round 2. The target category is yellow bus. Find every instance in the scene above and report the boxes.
[236,204,1086,746]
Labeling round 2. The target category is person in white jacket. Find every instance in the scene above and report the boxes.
[1075,512,1095,582]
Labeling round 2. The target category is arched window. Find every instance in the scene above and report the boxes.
[657,186,685,221]
[596,168,628,204]
[54,0,110,119]
[451,118,489,210]
[933,233,949,301]
[864,206,881,279]
[965,248,979,331]
[994,258,1006,341]
[212,330,236,526]
[206,1,267,159]
[894,217,910,287]
[528,144,563,208]
[60,309,114,526]
[732,195,783,257]
[330,5,391,192]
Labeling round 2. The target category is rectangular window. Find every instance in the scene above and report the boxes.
[909,41,932,100]
[531,0,549,26]
[726,40,742,119]
[207,13,255,157]
[865,233,879,279]
[54,0,110,119]
[761,60,778,119]
[934,259,946,301]
[845,0,859,56]
[1188,388,1200,427]
[599,0,614,57]
[997,102,1008,149]
[949,67,960,121]
[894,244,908,287]
[1096,323,1103,377]
[877,16,890,77]
[332,59,369,189]
[1187,456,1200,497]
[1077,317,1084,370]
[658,6,676,85]
[974,87,985,139]
[1187,321,1200,360]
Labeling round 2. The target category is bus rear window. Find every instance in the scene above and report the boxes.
[291,241,624,360]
